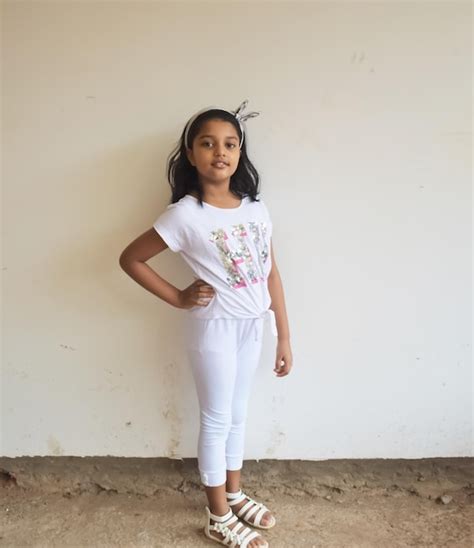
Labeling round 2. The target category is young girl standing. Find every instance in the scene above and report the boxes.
[119,100,293,548]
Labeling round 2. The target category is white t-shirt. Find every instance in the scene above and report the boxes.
[153,193,276,329]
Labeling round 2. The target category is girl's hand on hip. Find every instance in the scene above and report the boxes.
[274,339,293,377]
[178,279,215,309]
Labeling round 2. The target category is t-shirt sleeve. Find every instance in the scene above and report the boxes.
[152,203,185,253]
[258,195,273,235]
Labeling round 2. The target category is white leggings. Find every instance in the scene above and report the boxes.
[183,315,265,487]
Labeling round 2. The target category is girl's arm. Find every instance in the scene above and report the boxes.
[119,229,215,310]
[119,228,183,308]
[268,240,291,342]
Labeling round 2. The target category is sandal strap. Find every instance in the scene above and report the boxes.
[226,492,247,506]
[239,499,264,522]
[232,521,258,541]
[226,488,243,500]
[208,507,236,524]
[253,505,270,527]
[228,492,270,527]
[206,506,261,547]
[209,520,260,547]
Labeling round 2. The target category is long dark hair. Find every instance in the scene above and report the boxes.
[165,109,261,206]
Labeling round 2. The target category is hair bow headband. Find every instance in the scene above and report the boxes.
[184,99,260,149]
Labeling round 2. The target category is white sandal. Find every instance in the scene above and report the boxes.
[226,489,276,530]
[204,505,269,547]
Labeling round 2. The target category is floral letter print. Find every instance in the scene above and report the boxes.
[209,221,269,288]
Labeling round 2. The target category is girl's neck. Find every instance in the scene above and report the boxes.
[189,188,242,208]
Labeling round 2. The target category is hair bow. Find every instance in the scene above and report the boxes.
[231,99,260,123]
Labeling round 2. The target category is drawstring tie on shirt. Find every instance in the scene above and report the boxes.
[253,309,278,341]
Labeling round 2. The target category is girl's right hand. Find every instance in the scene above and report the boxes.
[178,279,216,309]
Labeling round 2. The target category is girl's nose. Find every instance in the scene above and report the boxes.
[214,143,227,155]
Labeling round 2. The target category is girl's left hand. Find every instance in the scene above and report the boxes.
[273,339,293,377]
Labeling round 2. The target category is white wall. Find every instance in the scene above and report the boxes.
[2,1,471,459]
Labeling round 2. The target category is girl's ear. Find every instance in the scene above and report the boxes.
[186,147,195,166]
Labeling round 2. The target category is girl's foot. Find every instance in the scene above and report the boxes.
[226,489,276,528]
[205,506,268,547]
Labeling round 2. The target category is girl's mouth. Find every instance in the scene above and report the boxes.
[212,162,228,169]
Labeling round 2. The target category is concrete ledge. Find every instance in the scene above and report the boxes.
[0,457,472,500]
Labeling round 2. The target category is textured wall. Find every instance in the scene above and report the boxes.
[2,1,471,459]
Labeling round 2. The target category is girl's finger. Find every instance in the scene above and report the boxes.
[273,358,284,372]
[195,279,213,289]
[197,295,210,301]
[199,288,215,296]
[274,357,291,376]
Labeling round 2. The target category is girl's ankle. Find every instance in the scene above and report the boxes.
[209,506,231,518]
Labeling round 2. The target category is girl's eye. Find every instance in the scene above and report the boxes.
[202,142,236,148]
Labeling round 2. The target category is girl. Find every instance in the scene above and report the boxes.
[119,100,293,548]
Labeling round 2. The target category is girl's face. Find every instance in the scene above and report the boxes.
[186,119,241,185]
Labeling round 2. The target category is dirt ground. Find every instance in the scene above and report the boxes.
[0,457,472,547]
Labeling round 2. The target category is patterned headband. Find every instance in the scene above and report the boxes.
[183,99,260,149]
